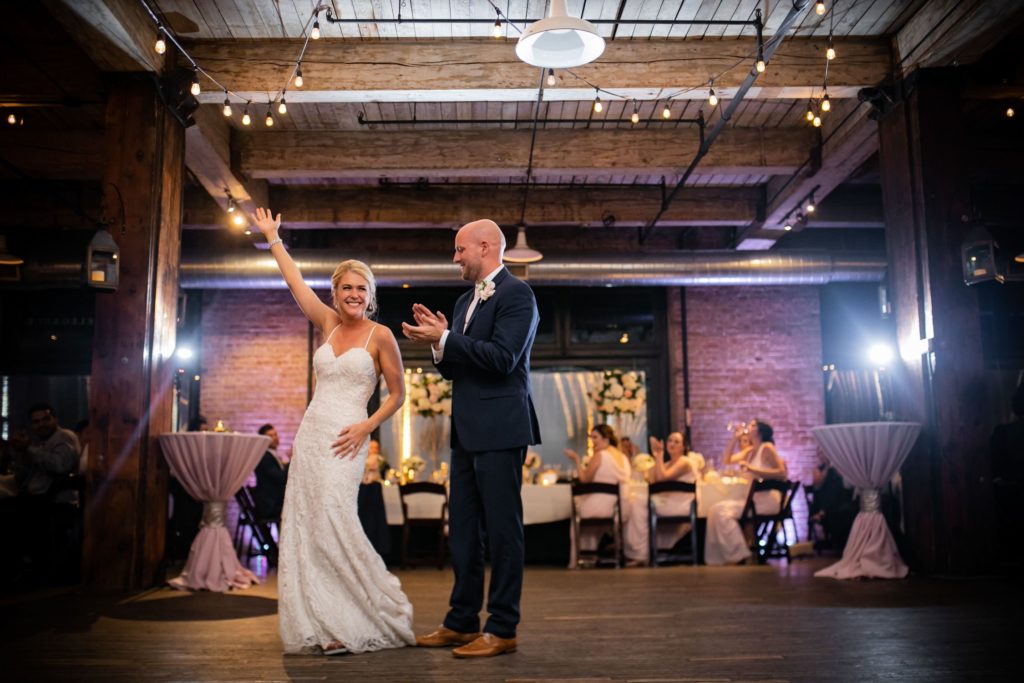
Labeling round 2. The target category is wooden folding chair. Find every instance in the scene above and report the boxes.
[398,482,448,569]
[740,479,801,563]
[648,480,698,566]
[571,482,623,568]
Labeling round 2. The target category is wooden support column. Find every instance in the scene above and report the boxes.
[878,68,994,574]
[84,76,184,590]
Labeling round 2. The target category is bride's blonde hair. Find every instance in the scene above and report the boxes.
[331,259,378,317]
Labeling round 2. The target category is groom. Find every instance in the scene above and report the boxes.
[402,219,540,658]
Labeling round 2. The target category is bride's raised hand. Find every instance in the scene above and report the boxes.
[254,207,282,239]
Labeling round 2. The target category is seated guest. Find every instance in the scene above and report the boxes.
[648,432,701,551]
[619,436,638,460]
[565,424,647,565]
[252,424,288,520]
[11,403,81,503]
[721,421,754,471]
[705,420,787,565]
[809,450,855,551]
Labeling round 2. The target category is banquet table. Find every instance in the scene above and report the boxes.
[158,432,270,591]
[810,422,921,579]
[382,482,573,525]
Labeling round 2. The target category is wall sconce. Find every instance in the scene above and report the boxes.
[961,226,1000,285]
[85,228,120,290]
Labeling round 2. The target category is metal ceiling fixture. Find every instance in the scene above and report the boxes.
[515,0,605,69]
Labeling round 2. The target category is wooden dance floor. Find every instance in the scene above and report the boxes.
[1,559,1016,682]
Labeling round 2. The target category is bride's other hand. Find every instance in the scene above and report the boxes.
[254,207,282,239]
[332,420,373,459]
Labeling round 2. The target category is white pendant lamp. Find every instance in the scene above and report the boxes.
[515,0,605,69]
[504,226,543,264]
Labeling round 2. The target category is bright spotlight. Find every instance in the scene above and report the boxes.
[175,346,195,361]
[867,343,894,366]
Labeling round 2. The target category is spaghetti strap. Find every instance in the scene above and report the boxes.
[324,324,342,343]
[363,324,377,349]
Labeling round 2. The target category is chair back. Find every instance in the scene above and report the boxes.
[741,478,791,519]
[399,481,447,520]
[648,480,696,496]
[571,481,620,497]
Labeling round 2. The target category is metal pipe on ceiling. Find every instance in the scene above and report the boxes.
[177,249,885,289]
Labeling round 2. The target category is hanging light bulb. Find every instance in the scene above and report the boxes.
[662,102,672,119]
[311,19,321,40]
[821,92,831,112]
[190,70,201,97]
[294,65,304,88]
[826,34,836,61]
[155,30,166,55]
[815,1,826,15]
[813,114,822,127]
[593,90,603,113]
[6,113,16,125]
[806,103,815,122]
[806,193,816,214]
[1008,107,1016,118]
[265,108,274,127]
[226,196,237,214]
[222,94,232,117]
[278,98,287,115]
[756,58,766,73]
[708,85,718,108]
[546,69,556,87]
[242,108,251,126]
[631,107,640,125]
[784,223,793,231]
[492,16,503,38]
[232,213,246,227]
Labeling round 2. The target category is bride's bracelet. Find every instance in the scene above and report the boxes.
[267,237,283,249]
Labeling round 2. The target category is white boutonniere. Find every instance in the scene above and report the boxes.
[477,280,496,301]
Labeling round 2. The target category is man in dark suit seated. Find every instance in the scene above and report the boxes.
[253,424,288,520]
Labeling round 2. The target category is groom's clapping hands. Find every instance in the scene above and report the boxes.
[401,303,448,345]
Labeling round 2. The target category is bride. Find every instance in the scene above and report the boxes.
[253,208,415,655]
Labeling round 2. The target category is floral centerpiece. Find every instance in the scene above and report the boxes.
[631,452,656,473]
[591,370,646,416]
[408,373,452,417]
[402,455,426,483]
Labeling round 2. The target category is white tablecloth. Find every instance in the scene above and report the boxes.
[810,422,921,579]
[159,432,270,591]
[382,483,573,525]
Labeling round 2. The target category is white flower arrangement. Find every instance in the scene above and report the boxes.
[632,452,656,472]
[405,455,426,472]
[408,372,453,417]
[591,370,646,416]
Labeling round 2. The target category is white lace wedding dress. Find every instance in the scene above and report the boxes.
[278,327,415,654]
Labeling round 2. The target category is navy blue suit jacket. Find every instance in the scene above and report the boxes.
[435,267,541,452]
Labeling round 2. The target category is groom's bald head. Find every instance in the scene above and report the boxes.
[453,219,506,282]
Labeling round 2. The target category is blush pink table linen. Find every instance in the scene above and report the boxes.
[810,422,921,580]
[159,432,271,591]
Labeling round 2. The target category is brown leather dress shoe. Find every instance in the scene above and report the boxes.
[451,633,517,658]
[415,626,482,648]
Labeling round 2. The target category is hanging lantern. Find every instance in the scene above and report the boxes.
[85,228,120,290]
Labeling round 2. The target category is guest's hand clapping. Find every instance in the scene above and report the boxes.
[648,436,665,458]
[332,420,373,459]
[401,303,449,345]
[563,448,581,465]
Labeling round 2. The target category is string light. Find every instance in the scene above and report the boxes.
[546,69,556,87]
[226,196,237,213]
[6,113,16,125]
[1008,107,1016,118]
[813,114,822,127]
[592,90,603,113]
[311,19,321,40]
[662,102,672,119]
[492,11,503,38]
[278,98,287,115]
[294,65,304,88]
[708,82,718,107]
[631,102,640,125]
[154,30,166,55]
[756,58,766,73]
[815,1,826,15]
[826,34,836,61]
[806,192,816,214]
[190,69,201,97]
[265,108,274,127]
[821,92,831,112]
[806,103,815,122]
[222,94,232,117]
[232,213,246,227]
[784,223,793,231]
[242,107,251,126]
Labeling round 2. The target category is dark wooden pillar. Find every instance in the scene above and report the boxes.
[83,76,184,590]
[878,68,995,574]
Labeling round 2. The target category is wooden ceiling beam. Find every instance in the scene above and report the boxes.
[237,128,817,179]
[185,106,268,223]
[41,0,166,72]
[181,185,763,230]
[185,37,890,103]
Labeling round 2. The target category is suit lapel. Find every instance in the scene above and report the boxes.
[465,267,508,334]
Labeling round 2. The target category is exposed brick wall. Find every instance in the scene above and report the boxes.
[686,286,825,535]
[199,290,311,461]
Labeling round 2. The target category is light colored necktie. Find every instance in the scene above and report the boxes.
[463,290,481,332]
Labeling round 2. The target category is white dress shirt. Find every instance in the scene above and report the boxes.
[432,265,505,363]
